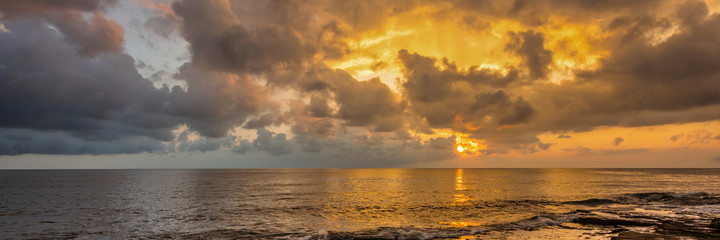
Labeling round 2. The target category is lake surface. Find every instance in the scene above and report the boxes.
[1,169,720,239]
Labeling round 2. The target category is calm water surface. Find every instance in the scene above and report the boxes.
[1,169,719,239]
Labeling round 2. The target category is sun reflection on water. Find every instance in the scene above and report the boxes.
[453,168,469,204]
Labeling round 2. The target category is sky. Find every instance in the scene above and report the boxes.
[0,0,719,168]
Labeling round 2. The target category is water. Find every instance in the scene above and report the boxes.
[1,169,720,239]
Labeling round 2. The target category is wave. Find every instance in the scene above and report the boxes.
[565,191,719,206]
[168,203,720,240]
[160,192,720,239]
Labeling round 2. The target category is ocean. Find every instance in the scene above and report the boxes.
[1,169,720,239]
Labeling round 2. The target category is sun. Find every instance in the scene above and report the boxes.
[455,133,486,154]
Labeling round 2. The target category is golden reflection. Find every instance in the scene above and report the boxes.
[438,221,481,227]
[454,168,468,204]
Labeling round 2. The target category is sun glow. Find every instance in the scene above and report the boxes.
[455,133,486,154]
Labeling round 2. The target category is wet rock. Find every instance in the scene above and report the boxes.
[565,198,618,206]
[611,231,679,240]
[709,218,720,230]
[574,217,654,226]
[656,221,720,239]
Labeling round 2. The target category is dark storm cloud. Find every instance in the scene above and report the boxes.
[439,0,720,137]
[253,128,293,156]
[172,0,311,74]
[2,0,719,160]
[317,132,457,167]
[0,19,176,143]
[506,30,553,79]
[574,1,720,113]
[0,0,116,15]
[297,66,406,132]
[0,0,124,57]
[307,95,333,118]
[453,0,669,27]
[398,49,531,129]
[0,3,271,155]
[515,1,720,135]
[470,90,535,125]
[396,49,549,153]
[231,138,253,154]
[0,128,163,155]
[243,113,283,129]
[168,128,235,153]
[169,64,270,137]
[323,0,417,32]
[496,0,720,138]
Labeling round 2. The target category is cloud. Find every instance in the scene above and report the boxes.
[671,134,684,142]
[172,0,306,73]
[612,137,624,146]
[1,0,719,162]
[253,128,293,156]
[506,30,553,79]
[0,128,164,155]
[397,49,545,153]
[170,128,233,153]
[298,67,406,131]
[0,4,270,155]
[170,64,271,137]
[669,130,714,144]
[398,49,530,130]
[563,146,593,155]
[0,0,123,57]
[0,19,177,143]
[577,1,720,114]
[563,146,648,156]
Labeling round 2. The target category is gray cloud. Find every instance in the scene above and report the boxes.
[253,128,293,156]
[297,66,406,132]
[0,0,123,57]
[172,0,305,73]
[168,63,271,137]
[2,0,719,161]
[144,15,176,39]
[578,1,720,113]
[0,5,271,155]
[0,128,164,155]
[0,0,116,14]
[398,49,529,130]
[506,30,553,79]
[612,137,624,146]
[0,19,176,142]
